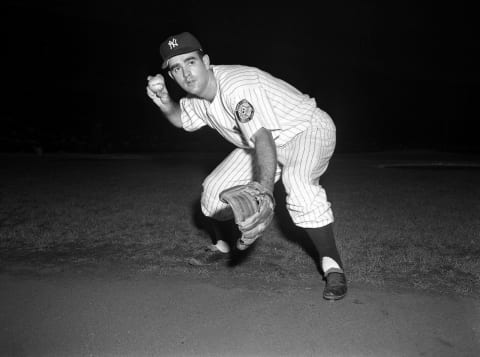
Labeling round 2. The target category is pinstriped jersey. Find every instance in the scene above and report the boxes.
[180,65,334,148]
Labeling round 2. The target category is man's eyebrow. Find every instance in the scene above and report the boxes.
[169,56,198,71]
[183,56,198,62]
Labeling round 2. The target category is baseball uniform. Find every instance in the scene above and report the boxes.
[180,64,336,228]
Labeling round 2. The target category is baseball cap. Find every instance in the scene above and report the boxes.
[159,32,203,69]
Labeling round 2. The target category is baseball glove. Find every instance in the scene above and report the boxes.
[219,181,275,250]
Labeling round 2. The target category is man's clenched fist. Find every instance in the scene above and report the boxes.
[147,74,167,96]
[146,74,173,111]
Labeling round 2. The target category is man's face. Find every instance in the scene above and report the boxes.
[168,51,210,97]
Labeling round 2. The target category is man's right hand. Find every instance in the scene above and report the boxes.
[146,74,183,128]
[146,74,173,111]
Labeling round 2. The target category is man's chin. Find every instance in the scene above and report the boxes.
[183,87,201,97]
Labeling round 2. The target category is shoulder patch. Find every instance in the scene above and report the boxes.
[235,99,255,123]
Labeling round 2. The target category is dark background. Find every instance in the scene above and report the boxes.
[2,0,479,154]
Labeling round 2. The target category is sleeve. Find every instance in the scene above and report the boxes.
[232,86,281,144]
[179,97,208,132]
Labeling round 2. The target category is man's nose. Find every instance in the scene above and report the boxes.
[183,68,191,78]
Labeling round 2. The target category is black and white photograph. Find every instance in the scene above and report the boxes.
[1,1,479,356]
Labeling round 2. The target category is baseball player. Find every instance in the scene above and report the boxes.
[146,32,347,300]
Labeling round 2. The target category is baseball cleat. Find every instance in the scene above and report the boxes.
[212,240,230,253]
[187,243,230,266]
[323,272,347,301]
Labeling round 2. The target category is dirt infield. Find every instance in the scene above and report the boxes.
[0,271,479,357]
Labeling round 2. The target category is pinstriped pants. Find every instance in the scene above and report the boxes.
[201,116,336,228]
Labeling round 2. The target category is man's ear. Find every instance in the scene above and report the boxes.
[202,54,211,68]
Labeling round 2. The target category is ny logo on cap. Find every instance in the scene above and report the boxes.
[168,38,178,50]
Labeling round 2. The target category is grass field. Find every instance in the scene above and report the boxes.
[0,151,479,298]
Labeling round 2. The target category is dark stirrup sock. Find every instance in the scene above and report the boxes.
[204,217,236,245]
[305,223,344,270]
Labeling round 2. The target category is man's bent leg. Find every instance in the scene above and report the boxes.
[278,123,346,300]
[201,148,255,220]
[305,224,347,301]
[199,148,256,255]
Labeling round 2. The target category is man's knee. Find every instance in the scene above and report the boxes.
[201,190,232,220]
[286,195,333,228]
[202,173,217,198]
[201,173,220,206]
[200,190,216,217]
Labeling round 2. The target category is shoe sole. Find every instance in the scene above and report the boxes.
[323,293,347,301]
